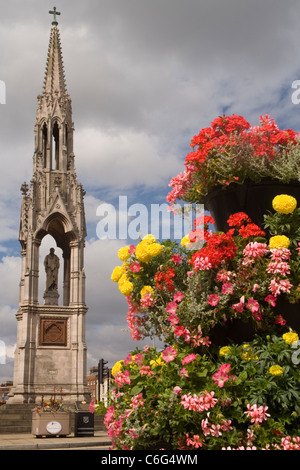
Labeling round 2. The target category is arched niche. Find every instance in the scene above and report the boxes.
[39,234,63,305]
[36,212,77,306]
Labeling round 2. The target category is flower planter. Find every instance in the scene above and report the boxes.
[209,318,258,347]
[204,179,300,233]
[31,411,71,437]
[274,298,300,333]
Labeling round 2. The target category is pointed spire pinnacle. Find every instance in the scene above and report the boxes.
[43,24,67,97]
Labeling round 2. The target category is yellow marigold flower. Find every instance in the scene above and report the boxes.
[272,194,297,214]
[150,356,165,368]
[118,273,129,284]
[219,346,231,356]
[181,234,191,248]
[118,246,131,261]
[282,332,299,345]
[111,360,124,376]
[241,344,258,361]
[135,242,152,263]
[146,243,162,257]
[269,235,290,250]
[119,281,134,296]
[111,265,126,282]
[142,234,156,244]
[140,285,155,298]
[118,275,134,296]
[269,365,283,376]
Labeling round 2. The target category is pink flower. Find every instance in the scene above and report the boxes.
[201,418,211,436]
[280,436,300,450]
[216,270,232,282]
[275,315,286,326]
[134,352,144,365]
[221,419,233,432]
[210,424,222,437]
[246,297,260,313]
[173,291,184,302]
[129,428,139,439]
[192,256,212,271]
[244,404,270,424]
[243,241,268,259]
[174,325,188,336]
[222,282,234,295]
[173,386,182,395]
[264,294,277,307]
[89,399,96,413]
[166,302,178,314]
[168,313,179,326]
[115,370,131,388]
[270,247,291,260]
[162,346,177,362]
[232,296,245,313]
[186,433,203,448]
[180,368,189,377]
[128,245,136,254]
[139,365,154,377]
[130,261,141,273]
[180,391,217,413]
[124,353,133,365]
[104,405,115,428]
[212,364,236,388]
[130,393,144,409]
[182,353,197,365]
[267,261,290,275]
[171,254,182,265]
[200,336,211,347]
[140,293,155,308]
[207,294,219,306]
[269,278,293,295]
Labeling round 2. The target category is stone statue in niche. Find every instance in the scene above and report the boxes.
[43,248,60,305]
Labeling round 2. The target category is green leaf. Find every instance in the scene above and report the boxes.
[130,385,144,396]
[197,369,208,378]
[239,370,248,381]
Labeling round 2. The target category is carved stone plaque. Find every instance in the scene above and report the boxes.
[40,319,67,346]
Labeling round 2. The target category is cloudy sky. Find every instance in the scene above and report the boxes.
[1,0,300,383]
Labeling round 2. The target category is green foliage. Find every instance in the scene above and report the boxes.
[105,189,300,450]
[101,333,300,450]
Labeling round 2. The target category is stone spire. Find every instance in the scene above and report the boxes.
[43,24,67,97]
[8,13,89,404]
[36,21,72,126]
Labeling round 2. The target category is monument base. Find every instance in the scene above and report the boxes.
[7,304,90,405]
[43,290,59,305]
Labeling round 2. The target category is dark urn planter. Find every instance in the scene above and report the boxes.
[274,297,300,333]
[210,319,258,347]
[204,179,300,232]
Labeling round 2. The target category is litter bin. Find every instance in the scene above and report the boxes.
[74,402,94,437]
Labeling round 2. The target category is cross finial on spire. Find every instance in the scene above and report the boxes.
[49,7,61,25]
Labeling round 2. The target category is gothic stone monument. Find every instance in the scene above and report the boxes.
[8,11,90,404]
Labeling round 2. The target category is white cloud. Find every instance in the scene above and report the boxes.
[0,256,20,307]
[75,127,182,190]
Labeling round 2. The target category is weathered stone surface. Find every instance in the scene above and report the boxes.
[8,20,89,405]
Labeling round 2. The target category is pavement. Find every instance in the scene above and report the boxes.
[0,430,112,450]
